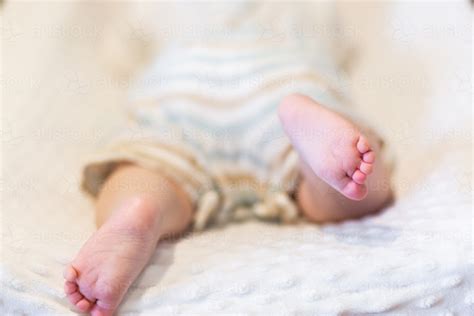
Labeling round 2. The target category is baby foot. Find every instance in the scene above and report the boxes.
[63,198,159,315]
[279,94,375,200]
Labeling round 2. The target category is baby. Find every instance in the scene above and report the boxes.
[63,3,393,315]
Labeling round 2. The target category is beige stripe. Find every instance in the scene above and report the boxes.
[131,72,346,109]
[269,143,294,172]
[121,139,203,169]
[112,143,209,190]
[187,40,297,51]
[215,172,267,196]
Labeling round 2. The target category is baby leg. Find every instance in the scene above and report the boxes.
[63,164,192,315]
[279,94,393,222]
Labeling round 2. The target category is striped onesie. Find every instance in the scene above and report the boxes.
[82,4,354,230]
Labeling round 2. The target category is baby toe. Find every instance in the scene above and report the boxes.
[68,291,84,305]
[359,162,373,175]
[64,281,77,294]
[352,170,367,184]
[342,181,368,201]
[76,298,93,312]
[63,265,78,282]
[362,151,375,163]
[356,136,371,154]
[91,304,115,316]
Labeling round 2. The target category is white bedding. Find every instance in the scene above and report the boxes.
[1,1,472,315]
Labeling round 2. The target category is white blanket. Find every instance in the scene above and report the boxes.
[1,1,472,315]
